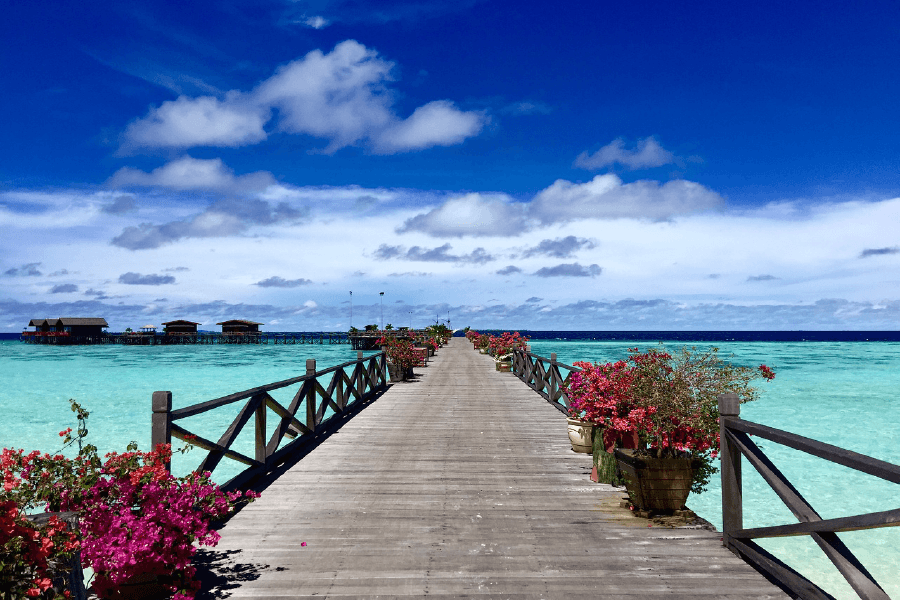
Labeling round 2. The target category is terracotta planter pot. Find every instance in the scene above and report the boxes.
[614,448,696,511]
[566,418,594,453]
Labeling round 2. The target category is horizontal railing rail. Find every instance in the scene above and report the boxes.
[152,351,387,492]
[511,347,580,415]
[718,393,900,600]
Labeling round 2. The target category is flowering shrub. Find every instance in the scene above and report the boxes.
[2,401,257,599]
[377,335,419,372]
[487,331,529,360]
[464,330,479,343]
[564,346,775,493]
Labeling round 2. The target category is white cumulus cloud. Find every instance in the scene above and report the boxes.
[374,100,485,154]
[122,94,268,150]
[396,193,527,237]
[122,40,485,155]
[530,174,722,223]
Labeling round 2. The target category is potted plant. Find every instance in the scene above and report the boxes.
[378,336,418,381]
[565,346,775,511]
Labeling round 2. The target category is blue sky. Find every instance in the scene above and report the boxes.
[2,0,899,331]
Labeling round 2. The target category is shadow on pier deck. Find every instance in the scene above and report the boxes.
[198,339,789,599]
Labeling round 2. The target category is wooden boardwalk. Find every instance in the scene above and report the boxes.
[200,339,789,599]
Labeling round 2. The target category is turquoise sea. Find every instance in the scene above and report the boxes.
[0,339,380,483]
[528,337,900,600]
[2,335,898,598]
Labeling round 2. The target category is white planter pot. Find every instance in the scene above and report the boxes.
[566,418,594,454]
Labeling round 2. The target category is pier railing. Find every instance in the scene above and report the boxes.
[152,351,387,491]
[718,393,900,600]
[511,348,578,415]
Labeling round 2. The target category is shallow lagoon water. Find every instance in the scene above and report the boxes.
[2,337,898,598]
[528,338,900,600]
[0,340,379,484]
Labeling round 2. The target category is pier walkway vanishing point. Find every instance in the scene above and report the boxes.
[201,338,789,599]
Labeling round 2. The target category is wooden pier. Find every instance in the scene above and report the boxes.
[196,339,789,598]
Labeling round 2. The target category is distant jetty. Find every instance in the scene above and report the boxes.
[20,317,349,345]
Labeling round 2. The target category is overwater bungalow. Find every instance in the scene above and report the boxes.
[162,320,201,335]
[217,319,263,335]
[26,317,108,337]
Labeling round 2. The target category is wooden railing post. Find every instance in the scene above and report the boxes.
[306,359,316,431]
[255,395,266,464]
[719,393,742,550]
[549,353,558,400]
[152,391,172,472]
[336,363,345,410]
[357,351,365,396]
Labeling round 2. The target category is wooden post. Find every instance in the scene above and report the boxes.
[719,393,742,550]
[152,391,172,472]
[255,395,266,464]
[549,353,558,399]
[306,359,316,431]
[336,366,345,410]
[357,351,365,397]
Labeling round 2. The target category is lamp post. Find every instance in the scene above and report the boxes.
[349,291,352,329]
[379,292,384,330]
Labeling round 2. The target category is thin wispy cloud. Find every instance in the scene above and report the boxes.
[373,243,495,264]
[859,247,899,258]
[574,136,677,170]
[4,263,42,277]
[521,236,596,258]
[747,274,778,282]
[111,198,305,250]
[49,284,78,294]
[255,276,313,288]
[495,265,522,275]
[533,263,602,278]
[302,16,330,29]
[108,157,276,192]
[118,273,176,285]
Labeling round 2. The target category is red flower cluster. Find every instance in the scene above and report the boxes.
[1,495,77,599]
[564,346,776,459]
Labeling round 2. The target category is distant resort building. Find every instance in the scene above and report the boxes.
[162,320,201,335]
[217,319,263,334]
[138,324,158,335]
[26,317,108,337]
